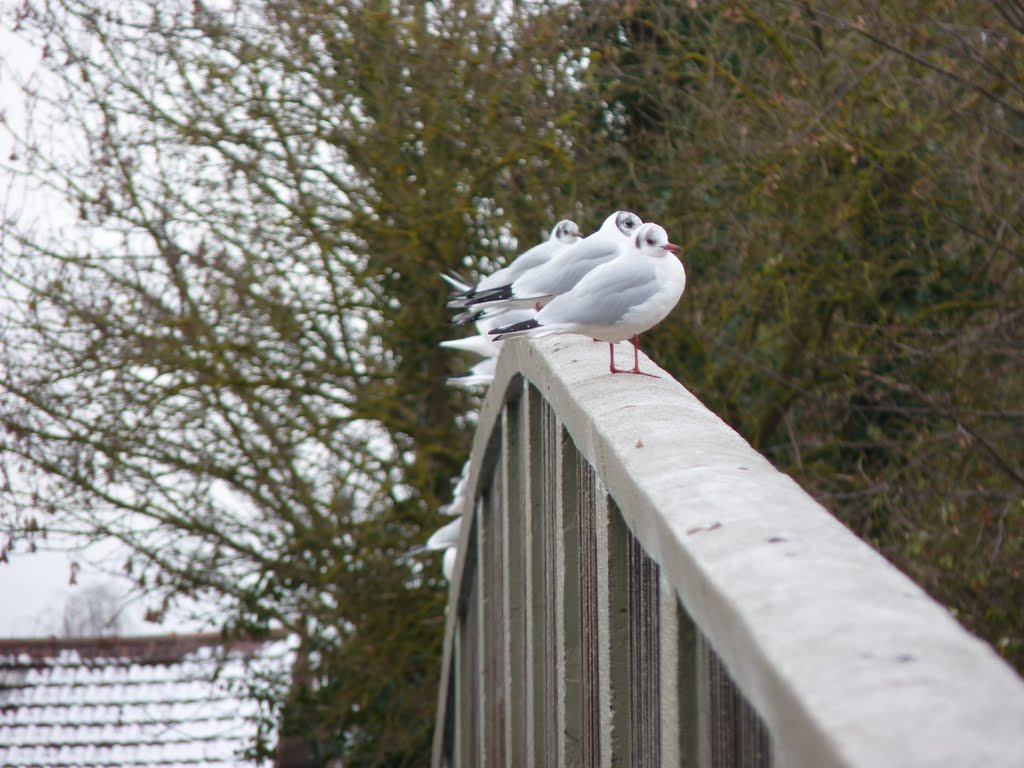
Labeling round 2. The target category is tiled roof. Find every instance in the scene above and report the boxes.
[0,632,292,768]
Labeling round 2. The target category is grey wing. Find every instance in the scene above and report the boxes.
[552,249,620,294]
[516,237,615,296]
[479,244,540,290]
[540,263,659,326]
[498,241,560,285]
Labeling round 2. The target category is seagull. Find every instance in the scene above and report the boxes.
[439,270,475,294]
[442,547,457,581]
[401,462,471,573]
[407,526,461,582]
[446,219,581,308]
[441,307,533,390]
[439,334,499,359]
[455,211,643,319]
[446,356,497,389]
[403,516,462,565]
[440,306,536,364]
[488,222,685,376]
[438,460,471,516]
[421,517,462,552]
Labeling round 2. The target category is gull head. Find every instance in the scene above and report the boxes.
[613,211,643,237]
[634,223,681,257]
[552,219,582,244]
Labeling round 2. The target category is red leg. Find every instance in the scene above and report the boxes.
[628,334,659,378]
[610,337,659,376]
[608,342,621,374]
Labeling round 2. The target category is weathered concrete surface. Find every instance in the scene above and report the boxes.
[436,333,1024,768]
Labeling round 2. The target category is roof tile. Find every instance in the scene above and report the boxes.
[0,633,290,767]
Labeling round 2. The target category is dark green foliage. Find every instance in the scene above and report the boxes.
[561,0,1023,669]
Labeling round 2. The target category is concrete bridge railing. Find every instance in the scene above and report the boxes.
[430,335,1024,767]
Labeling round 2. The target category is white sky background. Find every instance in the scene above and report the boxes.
[0,10,210,638]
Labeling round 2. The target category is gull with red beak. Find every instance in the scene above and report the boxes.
[488,223,685,376]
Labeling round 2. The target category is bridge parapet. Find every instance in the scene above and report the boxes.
[432,335,1024,767]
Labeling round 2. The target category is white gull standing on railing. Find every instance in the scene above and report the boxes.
[405,516,463,581]
[406,460,471,580]
[441,306,537,389]
[445,219,581,315]
[440,307,536,359]
[445,356,498,389]
[409,517,462,555]
[452,211,643,320]
[488,222,685,376]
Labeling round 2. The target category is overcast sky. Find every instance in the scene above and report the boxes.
[0,15,208,639]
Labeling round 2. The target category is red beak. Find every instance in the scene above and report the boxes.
[663,243,681,254]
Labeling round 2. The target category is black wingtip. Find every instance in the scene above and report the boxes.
[452,310,484,326]
[447,290,473,305]
[447,268,472,285]
[465,283,514,307]
[489,318,541,337]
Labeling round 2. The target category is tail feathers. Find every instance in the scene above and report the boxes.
[444,270,483,307]
[489,318,542,339]
[439,335,497,358]
[447,356,497,388]
[404,518,463,560]
[446,291,473,308]
[441,271,472,293]
[402,544,429,560]
[452,308,485,326]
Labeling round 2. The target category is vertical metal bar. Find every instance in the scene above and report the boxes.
[626,522,661,768]
[658,574,681,767]
[539,397,560,767]
[646,554,661,767]
[577,457,600,766]
[502,390,527,768]
[458,511,480,768]
[474,497,489,768]
[676,598,700,768]
[528,387,552,765]
[602,495,630,765]
[720,648,735,768]
[484,469,506,767]
[558,420,583,768]
[695,612,711,767]
[696,627,772,768]
[706,631,733,768]
[440,652,456,768]
[453,621,462,768]
[436,595,459,768]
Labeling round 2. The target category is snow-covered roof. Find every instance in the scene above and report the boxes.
[0,632,292,768]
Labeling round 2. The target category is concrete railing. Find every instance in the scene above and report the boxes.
[431,335,1024,767]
